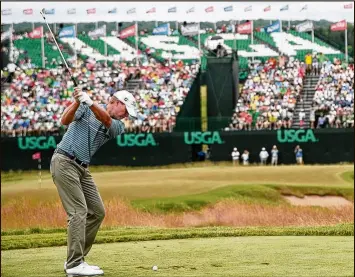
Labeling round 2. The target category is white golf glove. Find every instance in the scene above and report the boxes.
[78,91,94,106]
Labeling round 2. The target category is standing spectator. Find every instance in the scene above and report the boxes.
[309,108,315,129]
[305,53,312,76]
[241,150,249,166]
[270,145,279,166]
[259,147,269,165]
[299,108,306,129]
[294,145,303,165]
[231,147,240,166]
[312,53,319,76]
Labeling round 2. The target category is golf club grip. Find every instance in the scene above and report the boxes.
[71,77,78,87]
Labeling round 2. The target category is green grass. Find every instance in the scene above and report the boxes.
[2,234,354,277]
[1,224,353,250]
[341,170,354,184]
[131,184,354,213]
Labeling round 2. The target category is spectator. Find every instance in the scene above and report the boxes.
[312,52,319,76]
[299,108,306,128]
[270,145,279,166]
[226,57,305,131]
[231,147,240,166]
[241,150,249,165]
[309,108,316,129]
[305,52,312,76]
[294,145,303,165]
[259,147,269,165]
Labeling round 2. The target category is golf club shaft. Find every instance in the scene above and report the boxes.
[40,11,78,87]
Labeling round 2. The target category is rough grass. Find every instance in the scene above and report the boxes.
[1,224,353,250]
[1,165,354,230]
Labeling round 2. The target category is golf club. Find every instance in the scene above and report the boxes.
[40,8,78,87]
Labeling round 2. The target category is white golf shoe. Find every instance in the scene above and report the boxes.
[64,262,101,271]
[65,262,104,276]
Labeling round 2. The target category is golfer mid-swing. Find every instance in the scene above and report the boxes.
[50,88,137,276]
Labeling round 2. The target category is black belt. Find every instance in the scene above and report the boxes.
[55,148,88,168]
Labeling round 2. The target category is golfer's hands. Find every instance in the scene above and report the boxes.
[78,91,94,106]
[73,87,82,104]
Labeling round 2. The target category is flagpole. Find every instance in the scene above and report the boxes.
[198,22,201,63]
[214,22,217,32]
[9,24,13,62]
[288,20,291,30]
[345,27,348,63]
[175,21,178,32]
[32,22,35,31]
[54,23,56,34]
[104,25,108,57]
[155,21,158,27]
[135,21,139,66]
[251,20,254,62]
[280,20,283,33]
[311,28,314,43]
[38,157,42,189]
[96,22,98,29]
[41,27,45,68]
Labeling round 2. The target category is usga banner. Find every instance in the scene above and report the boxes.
[28,26,43,39]
[295,20,314,32]
[237,21,252,34]
[58,25,76,38]
[330,20,347,31]
[88,25,106,38]
[152,23,170,35]
[264,21,281,33]
[181,23,199,36]
[119,24,136,38]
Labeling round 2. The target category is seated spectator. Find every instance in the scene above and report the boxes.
[226,57,305,131]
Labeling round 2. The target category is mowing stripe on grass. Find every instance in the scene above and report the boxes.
[2,224,353,250]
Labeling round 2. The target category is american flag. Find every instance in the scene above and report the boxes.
[344,3,353,9]
[244,6,252,12]
[168,7,176,13]
[87,8,96,14]
[127,8,136,14]
[300,5,308,12]
[146,7,156,13]
[186,7,195,13]
[205,6,214,13]
[23,9,33,15]
[264,5,271,12]
[280,5,289,11]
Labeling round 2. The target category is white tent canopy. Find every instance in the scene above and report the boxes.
[1,1,354,24]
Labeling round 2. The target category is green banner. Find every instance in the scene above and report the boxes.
[277,129,319,143]
[18,136,57,150]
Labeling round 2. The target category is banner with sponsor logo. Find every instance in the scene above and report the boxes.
[295,20,314,32]
[58,25,76,38]
[146,7,156,13]
[44,8,55,15]
[119,24,136,39]
[264,21,281,33]
[181,23,199,36]
[186,7,195,13]
[152,23,170,35]
[237,21,252,34]
[28,26,43,39]
[330,20,347,31]
[127,8,136,14]
[23,9,33,15]
[280,5,289,11]
[244,6,252,12]
[1,9,12,16]
[88,25,106,39]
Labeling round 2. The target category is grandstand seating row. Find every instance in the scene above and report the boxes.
[12,30,348,70]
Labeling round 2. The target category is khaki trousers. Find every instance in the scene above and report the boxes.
[50,153,105,269]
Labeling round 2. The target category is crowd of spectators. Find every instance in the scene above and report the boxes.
[225,56,305,131]
[1,55,199,137]
[311,61,354,129]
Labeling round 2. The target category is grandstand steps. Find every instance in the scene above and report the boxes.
[126,79,143,91]
[292,75,319,129]
[186,36,212,56]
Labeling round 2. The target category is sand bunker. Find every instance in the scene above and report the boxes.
[284,195,353,207]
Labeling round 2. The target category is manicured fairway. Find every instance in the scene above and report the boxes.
[2,236,354,277]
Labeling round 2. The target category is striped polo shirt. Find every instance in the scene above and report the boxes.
[57,104,125,164]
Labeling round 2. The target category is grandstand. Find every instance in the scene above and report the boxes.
[1,20,354,137]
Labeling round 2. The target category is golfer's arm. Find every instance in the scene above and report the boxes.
[61,101,80,125]
[89,104,112,128]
